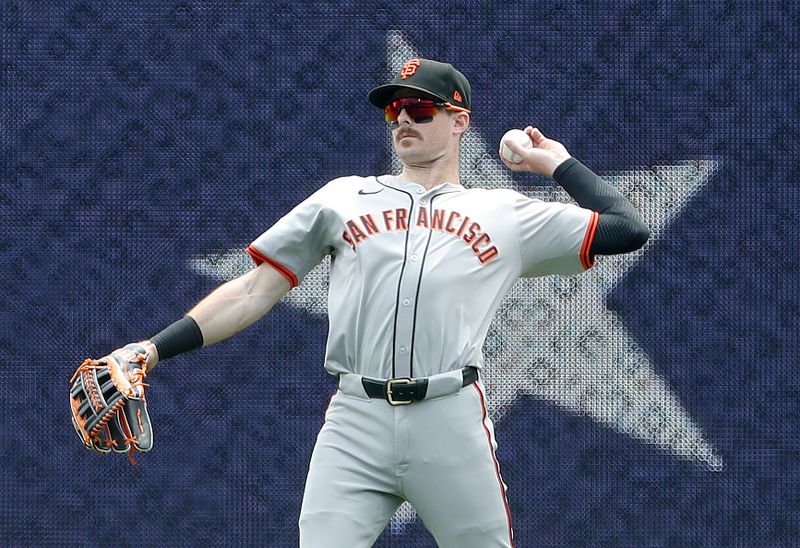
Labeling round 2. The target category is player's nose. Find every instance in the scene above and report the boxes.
[396,108,413,125]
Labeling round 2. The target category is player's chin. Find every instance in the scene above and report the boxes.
[394,145,424,163]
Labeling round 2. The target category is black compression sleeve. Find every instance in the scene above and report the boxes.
[150,316,204,360]
[553,158,650,255]
[553,158,628,214]
[592,212,651,255]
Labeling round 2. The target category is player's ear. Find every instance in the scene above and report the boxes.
[452,111,470,136]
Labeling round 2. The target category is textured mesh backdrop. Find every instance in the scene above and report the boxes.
[2,1,799,547]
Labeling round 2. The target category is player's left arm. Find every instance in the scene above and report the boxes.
[501,126,650,256]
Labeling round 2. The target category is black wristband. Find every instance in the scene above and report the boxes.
[150,316,204,361]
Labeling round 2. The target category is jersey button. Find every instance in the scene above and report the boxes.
[402,298,411,306]
[415,188,424,194]
[419,199,427,205]
[410,254,419,261]
[399,346,407,354]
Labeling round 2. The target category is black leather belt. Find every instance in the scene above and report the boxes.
[359,367,478,406]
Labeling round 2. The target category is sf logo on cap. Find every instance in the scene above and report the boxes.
[400,59,421,79]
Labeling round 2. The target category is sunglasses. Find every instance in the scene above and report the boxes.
[384,97,467,128]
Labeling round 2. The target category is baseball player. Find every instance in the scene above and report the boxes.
[78,59,649,546]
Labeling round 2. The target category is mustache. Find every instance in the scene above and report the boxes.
[395,129,421,141]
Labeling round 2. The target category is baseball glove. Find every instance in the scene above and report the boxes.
[70,343,153,463]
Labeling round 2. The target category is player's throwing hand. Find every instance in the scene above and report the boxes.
[500,126,572,178]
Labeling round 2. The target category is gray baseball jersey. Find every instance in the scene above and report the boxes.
[247,173,598,547]
[247,174,597,380]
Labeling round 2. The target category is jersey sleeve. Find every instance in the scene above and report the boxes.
[514,192,599,277]
[246,185,335,288]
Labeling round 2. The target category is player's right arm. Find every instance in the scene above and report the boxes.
[502,127,650,257]
[138,262,291,372]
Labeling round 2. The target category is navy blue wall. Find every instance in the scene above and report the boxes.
[2,1,798,546]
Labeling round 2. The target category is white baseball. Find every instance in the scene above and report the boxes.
[500,129,532,164]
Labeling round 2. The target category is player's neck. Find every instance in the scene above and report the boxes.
[398,159,461,190]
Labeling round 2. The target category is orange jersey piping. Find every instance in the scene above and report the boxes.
[580,211,600,270]
[245,245,299,287]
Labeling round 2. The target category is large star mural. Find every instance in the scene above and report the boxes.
[189,30,722,530]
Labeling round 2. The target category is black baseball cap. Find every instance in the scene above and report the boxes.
[368,58,472,111]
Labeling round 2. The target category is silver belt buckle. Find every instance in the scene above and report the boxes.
[386,378,413,406]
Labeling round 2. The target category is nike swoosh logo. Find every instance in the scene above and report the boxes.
[358,188,384,195]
